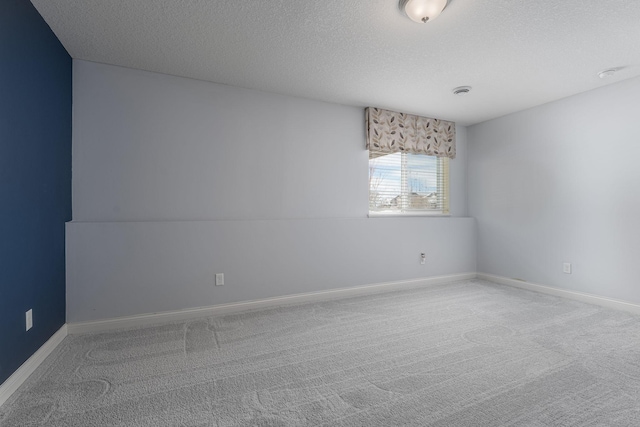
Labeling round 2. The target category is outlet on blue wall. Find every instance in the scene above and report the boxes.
[0,0,71,385]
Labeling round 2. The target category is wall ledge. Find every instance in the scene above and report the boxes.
[0,325,68,408]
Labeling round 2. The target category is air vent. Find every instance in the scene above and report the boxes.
[598,69,617,79]
[453,86,472,96]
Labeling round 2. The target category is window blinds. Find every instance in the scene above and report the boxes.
[369,151,449,214]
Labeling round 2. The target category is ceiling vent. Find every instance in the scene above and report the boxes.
[453,86,472,96]
[597,69,618,79]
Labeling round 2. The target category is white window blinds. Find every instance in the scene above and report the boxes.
[369,151,449,214]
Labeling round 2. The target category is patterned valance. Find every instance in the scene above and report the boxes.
[365,107,456,159]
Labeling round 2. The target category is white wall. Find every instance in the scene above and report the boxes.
[68,60,474,322]
[468,76,640,304]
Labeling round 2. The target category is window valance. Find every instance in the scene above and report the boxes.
[365,107,456,159]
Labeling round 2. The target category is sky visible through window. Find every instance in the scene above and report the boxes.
[369,152,440,211]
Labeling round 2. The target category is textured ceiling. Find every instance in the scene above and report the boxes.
[31,0,640,125]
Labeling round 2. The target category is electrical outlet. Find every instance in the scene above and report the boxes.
[26,309,33,331]
[420,253,426,265]
[215,273,224,286]
[563,263,572,274]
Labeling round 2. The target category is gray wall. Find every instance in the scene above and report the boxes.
[468,76,640,303]
[68,60,475,322]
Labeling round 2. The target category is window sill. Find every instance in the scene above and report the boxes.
[368,212,451,218]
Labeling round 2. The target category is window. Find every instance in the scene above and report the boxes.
[369,150,449,215]
[364,107,455,215]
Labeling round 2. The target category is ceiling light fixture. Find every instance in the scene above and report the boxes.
[399,0,448,24]
[453,86,472,96]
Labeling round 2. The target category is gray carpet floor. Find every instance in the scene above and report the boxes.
[2,279,640,426]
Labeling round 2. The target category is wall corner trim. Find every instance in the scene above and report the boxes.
[68,273,477,335]
[0,325,68,408]
[477,273,640,315]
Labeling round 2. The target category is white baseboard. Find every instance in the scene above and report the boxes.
[477,273,640,315]
[5,273,638,409]
[0,324,68,408]
[68,273,476,334]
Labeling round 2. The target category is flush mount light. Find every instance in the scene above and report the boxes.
[453,86,472,96]
[399,0,448,23]
[597,69,617,79]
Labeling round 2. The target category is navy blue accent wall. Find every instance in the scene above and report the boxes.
[0,0,71,385]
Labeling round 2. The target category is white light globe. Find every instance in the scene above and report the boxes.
[404,0,448,23]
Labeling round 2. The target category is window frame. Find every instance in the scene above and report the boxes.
[368,151,450,217]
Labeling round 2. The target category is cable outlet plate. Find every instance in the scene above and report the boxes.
[26,309,33,331]
[215,273,224,286]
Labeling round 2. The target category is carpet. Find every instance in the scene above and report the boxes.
[2,279,640,426]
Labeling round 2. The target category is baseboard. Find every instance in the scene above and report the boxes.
[0,324,68,408]
[478,273,640,315]
[5,273,635,408]
[7,272,636,409]
[68,273,476,334]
